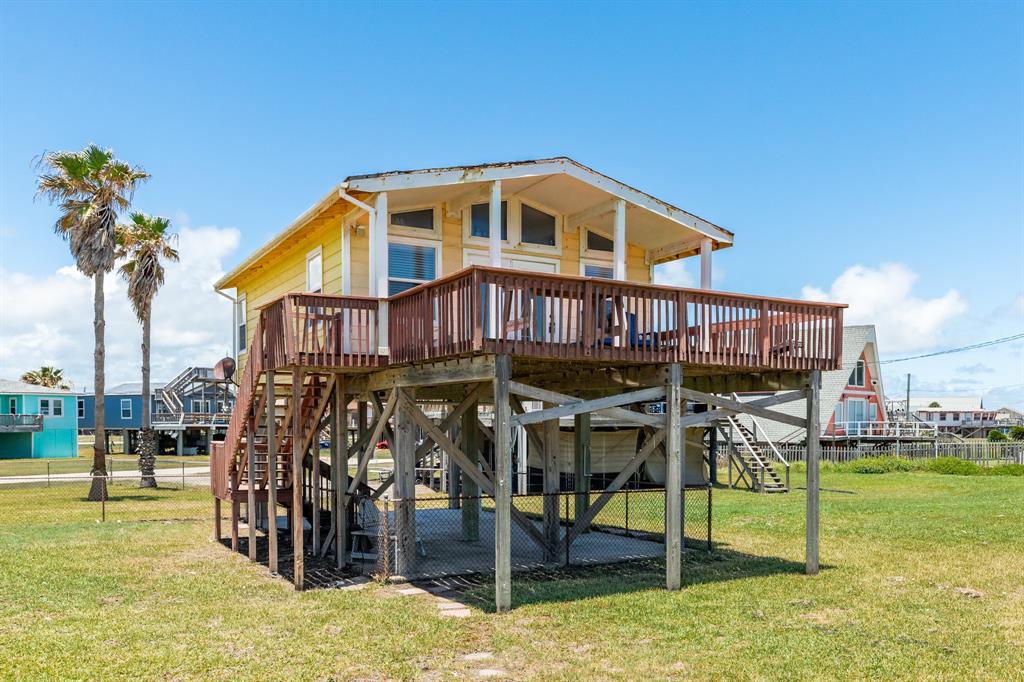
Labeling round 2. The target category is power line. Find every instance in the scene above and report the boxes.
[877,333,1024,365]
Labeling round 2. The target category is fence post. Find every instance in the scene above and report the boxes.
[564,493,570,567]
[706,486,712,552]
[624,488,630,536]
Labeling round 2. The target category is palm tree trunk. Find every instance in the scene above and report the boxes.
[88,270,108,501]
[139,310,157,487]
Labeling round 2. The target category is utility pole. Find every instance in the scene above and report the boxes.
[905,374,911,423]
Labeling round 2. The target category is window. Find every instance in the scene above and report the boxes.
[587,230,614,253]
[869,402,878,421]
[77,398,85,419]
[306,248,323,293]
[194,399,212,413]
[952,412,960,421]
[583,262,614,279]
[939,412,947,421]
[7,398,15,415]
[834,403,843,424]
[520,203,557,246]
[39,399,51,416]
[470,201,508,240]
[848,359,865,387]
[121,399,132,420]
[236,296,247,355]
[389,207,440,238]
[388,239,439,295]
[51,399,63,417]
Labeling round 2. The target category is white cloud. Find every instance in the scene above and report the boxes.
[802,263,967,353]
[0,222,240,391]
[956,363,994,374]
[652,260,695,288]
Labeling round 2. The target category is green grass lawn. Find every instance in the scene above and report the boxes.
[0,471,1020,680]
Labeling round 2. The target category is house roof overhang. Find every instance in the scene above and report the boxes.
[215,157,734,291]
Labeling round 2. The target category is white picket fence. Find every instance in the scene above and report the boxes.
[775,441,1024,467]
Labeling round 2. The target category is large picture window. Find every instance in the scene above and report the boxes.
[388,239,439,295]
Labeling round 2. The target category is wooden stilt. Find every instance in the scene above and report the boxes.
[357,401,369,489]
[461,397,479,541]
[494,354,513,612]
[266,369,279,574]
[311,383,322,559]
[573,413,591,529]
[333,376,347,569]
[542,405,560,562]
[291,368,304,591]
[806,369,821,575]
[394,390,416,576]
[230,499,240,552]
[665,363,683,591]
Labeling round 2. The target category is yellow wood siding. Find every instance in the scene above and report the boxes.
[231,200,652,367]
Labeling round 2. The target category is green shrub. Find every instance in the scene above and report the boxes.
[836,456,920,474]
[985,463,1024,476]
[1009,425,1024,442]
[988,429,1009,442]
[924,457,983,476]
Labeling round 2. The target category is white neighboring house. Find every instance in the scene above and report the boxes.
[910,397,999,437]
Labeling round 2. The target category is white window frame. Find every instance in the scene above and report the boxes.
[8,397,15,414]
[194,399,212,413]
[305,246,324,293]
[39,399,51,416]
[77,398,85,419]
[580,227,615,262]
[849,359,865,387]
[463,249,561,273]
[236,295,247,356]
[462,200,511,248]
[388,203,442,240]
[515,197,563,255]
[120,399,133,420]
[388,234,442,295]
[462,197,563,257]
[51,399,63,417]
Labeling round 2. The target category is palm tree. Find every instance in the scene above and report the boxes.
[117,212,179,488]
[36,145,149,500]
[20,366,71,390]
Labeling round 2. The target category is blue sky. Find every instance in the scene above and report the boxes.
[1,1,1022,406]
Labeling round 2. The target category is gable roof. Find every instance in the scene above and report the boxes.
[216,157,733,290]
[735,325,883,443]
[910,396,984,411]
[0,379,74,395]
[104,381,167,396]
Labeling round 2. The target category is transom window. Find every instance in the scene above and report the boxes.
[388,239,439,296]
[520,203,557,246]
[470,201,508,240]
[390,208,436,231]
[121,399,132,420]
[587,229,614,253]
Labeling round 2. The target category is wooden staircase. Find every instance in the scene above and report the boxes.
[721,414,789,493]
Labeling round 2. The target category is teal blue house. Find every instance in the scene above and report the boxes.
[0,379,78,459]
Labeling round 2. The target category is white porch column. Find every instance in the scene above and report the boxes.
[373,192,389,354]
[700,238,712,289]
[613,199,626,281]
[489,180,502,267]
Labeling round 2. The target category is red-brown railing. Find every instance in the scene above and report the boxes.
[388,266,845,370]
[262,293,381,370]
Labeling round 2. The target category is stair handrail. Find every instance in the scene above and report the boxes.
[731,393,789,468]
[225,316,266,490]
[726,413,770,472]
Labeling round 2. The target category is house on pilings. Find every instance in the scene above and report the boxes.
[210,157,845,610]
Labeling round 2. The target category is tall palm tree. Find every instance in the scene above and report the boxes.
[36,144,149,500]
[20,366,71,390]
[117,212,179,488]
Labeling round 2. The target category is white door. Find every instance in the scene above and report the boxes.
[464,250,561,340]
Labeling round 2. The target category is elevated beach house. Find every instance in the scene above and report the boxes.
[0,379,78,459]
[211,158,845,609]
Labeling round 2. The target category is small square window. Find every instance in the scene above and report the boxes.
[52,400,63,417]
[520,204,557,246]
[391,208,435,231]
[39,399,51,416]
[470,201,508,240]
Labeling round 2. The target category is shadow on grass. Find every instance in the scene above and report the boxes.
[414,543,825,613]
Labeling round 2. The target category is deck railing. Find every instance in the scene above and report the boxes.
[828,421,938,439]
[389,266,844,370]
[262,293,381,370]
[250,266,844,371]
[0,414,44,432]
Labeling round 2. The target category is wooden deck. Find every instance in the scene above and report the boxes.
[257,265,845,373]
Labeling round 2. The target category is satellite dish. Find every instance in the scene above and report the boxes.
[213,357,236,381]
